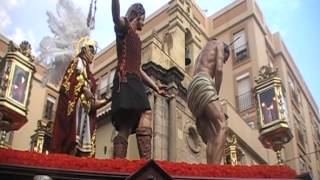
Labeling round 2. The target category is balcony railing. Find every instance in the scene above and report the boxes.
[236,91,254,112]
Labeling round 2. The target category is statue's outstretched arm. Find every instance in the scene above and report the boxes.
[112,0,125,28]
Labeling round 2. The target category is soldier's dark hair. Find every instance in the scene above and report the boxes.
[125,3,145,22]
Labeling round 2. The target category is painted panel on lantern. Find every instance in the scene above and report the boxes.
[259,88,279,125]
[9,65,29,105]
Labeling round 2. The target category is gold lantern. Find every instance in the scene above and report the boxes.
[0,41,35,148]
[30,119,53,153]
[224,135,244,165]
[254,66,293,164]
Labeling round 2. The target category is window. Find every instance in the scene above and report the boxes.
[99,75,109,97]
[163,32,173,56]
[185,47,191,66]
[267,51,274,68]
[295,116,307,149]
[185,29,192,67]
[236,73,253,111]
[288,74,300,105]
[281,87,289,121]
[99,70,115,98]
[288,75,294,90]
[233,30,248,63]
[43,95,56,120]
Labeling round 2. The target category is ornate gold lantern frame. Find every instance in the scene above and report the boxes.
[255,66,293,163]
[0,41,35,148]
[5,59,33,110]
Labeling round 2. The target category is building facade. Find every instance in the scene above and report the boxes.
[0,0,319,178]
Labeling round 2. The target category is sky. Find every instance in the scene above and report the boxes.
[1,0,319,111]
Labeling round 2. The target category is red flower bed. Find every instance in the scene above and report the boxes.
[0,149,296,178]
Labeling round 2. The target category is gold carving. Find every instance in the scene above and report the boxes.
[7,41,35,61]
[67,101,75,116]
[225,135,241,165]
[19,41,35,61]
[63,81,71,93]
[67,65,89,116]
[62,58,77,93]
[90,130,96,157]
[74,73,85,99]
[7,41,19,52]
[255,65,278,84]
[0,62,11,97]
[36,119,53,133]
[227,135,237,146]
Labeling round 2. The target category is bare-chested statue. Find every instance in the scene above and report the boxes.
[187,38,230,164]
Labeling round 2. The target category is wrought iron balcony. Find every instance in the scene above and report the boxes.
[236,91,254,112]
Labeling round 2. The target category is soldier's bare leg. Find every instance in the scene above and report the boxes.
[113,121,131,159]
[136,110,152,159]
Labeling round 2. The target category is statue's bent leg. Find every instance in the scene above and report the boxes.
[202,100,228,164]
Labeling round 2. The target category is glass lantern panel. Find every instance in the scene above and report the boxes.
[259,88,279,124]
[9,66,29,104]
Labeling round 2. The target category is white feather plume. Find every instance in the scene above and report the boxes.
[37,0,90,85]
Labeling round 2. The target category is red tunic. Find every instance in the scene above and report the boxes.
[115,18,141,85]
[50,58,97,154]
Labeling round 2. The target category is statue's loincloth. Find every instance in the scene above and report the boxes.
[187,72,219,118]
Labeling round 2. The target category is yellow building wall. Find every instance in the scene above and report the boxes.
[1,0,319,177]
[11,78,47,150]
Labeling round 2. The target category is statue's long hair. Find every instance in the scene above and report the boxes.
[125,3,145,22]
